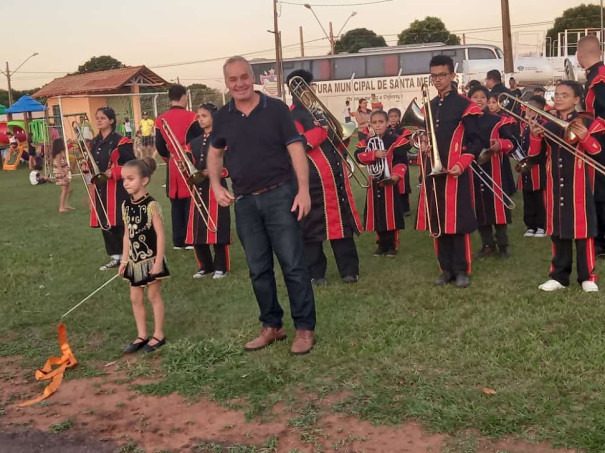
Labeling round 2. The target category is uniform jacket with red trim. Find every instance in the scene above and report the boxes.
[528,112,604,238]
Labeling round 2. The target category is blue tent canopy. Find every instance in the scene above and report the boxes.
[5,95,46,113]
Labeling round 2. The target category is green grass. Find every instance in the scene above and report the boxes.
[2,163,605,451]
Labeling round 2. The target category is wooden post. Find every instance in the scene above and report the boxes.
[329,22,335,54]
[500,0,514,75]
[300,26,305,57]
[273,0,283,99]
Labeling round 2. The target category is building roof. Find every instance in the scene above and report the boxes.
[33,66,169,98]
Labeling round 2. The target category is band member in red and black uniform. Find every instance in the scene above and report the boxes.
[90,107,136,271]
[186,103,231,279]
[387,107,412,216]
[518,95,548,238]
[355,110,409,257]
[468,86,517,258]
[416,55,483,288]
[528,80,604,292]
[155,84,204,250]
[287,69,363,284]
[578,34,605,256]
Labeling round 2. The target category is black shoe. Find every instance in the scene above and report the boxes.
[123,337,149,354]
[385,249,397,258]
[434,271,454,286]
[596,246,605,258]
[141,337,166,354]
[473,245,495,259]
[311,277,327,286]
[498,245,510,259]
[455,273,471,288]
[342,275,358,283]
[373,247,386,257]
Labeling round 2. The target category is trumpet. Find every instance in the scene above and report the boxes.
[287,75,369,189]
[498,93,605,177]
[160,118,217,232]
[73,126,112,230]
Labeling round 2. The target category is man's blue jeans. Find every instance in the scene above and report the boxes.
[234,180,316,330]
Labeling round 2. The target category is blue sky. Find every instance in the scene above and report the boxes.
[1,0,593,90]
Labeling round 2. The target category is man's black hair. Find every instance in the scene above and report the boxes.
[558,80,583,98]
[429,55,454,73]
[168,84,187,101]
[468,85,489,99]
[486,69,502,83]
[286,69,313,86]
[528,95,546,109]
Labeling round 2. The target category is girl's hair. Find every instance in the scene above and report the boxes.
[370,110,388,121]
[96,107,117,131]
[51,138,65,157]
[468,85,489,99]
[488,92,500,102]
[123,156,157,179]
[198,103,218,115]
[387,107,401,118]
[357,98,367,111]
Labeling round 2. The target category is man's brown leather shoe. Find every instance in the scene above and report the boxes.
[291,329,315,355]
[244,327,287,351]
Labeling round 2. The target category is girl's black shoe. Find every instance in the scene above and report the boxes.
[141,337,166,354]
[123,337,149,354]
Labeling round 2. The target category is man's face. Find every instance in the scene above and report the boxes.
[143,114,148,120]
[485,78,495,90]
[224,61,254,102]
[430,65,455,92]
[509,79,516,89]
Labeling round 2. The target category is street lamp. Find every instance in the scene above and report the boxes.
[0,52,39,106]
[303,4,356,54]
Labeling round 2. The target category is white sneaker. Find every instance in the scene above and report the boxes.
[185,245,194,250]
[534,228,546,238]
[193,270,213,279]
[173,246,186,250]
[539,279,566,291]
[523,229,535,237]
[99,259,120,271]
[213,271,227,279]
[582,281,599,292]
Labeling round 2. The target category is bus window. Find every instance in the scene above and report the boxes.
[400,51,431,75]
[468,47,498,60]
[431,49,465,69]
[334,56,366,79]
[366,55,385,77]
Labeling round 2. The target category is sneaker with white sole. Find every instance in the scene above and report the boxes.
[523,229,535,237]
[539,279,566,291]
[534,228,546,238]
[185,245,194,250]
[581,281,599,292]
[193,270,213,279]
[99,259,120,271]
[213,271,227,279]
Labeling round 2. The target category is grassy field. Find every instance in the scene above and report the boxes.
[1,162,605,452]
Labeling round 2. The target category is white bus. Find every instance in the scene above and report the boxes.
[250,43,504,114]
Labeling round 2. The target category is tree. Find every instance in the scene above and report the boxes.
[76,56,125,74]
[398,17,460,46]
[333,28,387,54]
[188,83,226,108]
[0,88,41,108]
[546,4,604,56]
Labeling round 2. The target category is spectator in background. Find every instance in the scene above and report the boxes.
[29,163,49,185]
[79,115,93,140]
[124,117,133,139]
[140,112,155,157]
[370,93,383,111]
[533,86,546,97]
[353,98,371,141]
[485,70,509,96]
[509,77,522,98]
[343,100,352,123]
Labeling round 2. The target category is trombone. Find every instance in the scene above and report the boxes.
[287,75,370,189]
[160,118,217,233]
[413,84,445,238]
[470,162,516,210]
[72,125,112,231]
[498,92,605,177]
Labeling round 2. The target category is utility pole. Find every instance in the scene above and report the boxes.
[273,0,283,99]
[300,26,305,57]
[5,62,12,106]
[329,22,335,54]
[500,0,514,76]
[462,33,466,45]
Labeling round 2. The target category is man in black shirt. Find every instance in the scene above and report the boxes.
[207,56,316,355]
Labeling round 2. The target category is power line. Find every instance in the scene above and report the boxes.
[281,0,394,6]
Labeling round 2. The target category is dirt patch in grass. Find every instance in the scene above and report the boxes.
[0,356,578,452]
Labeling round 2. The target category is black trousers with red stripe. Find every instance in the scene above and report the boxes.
[304,238,359,279]
[435,233,471,275]
[170,197,191,248]
[549,236,597,286]
[194,245,229,273]
[523,190,545,231]
[101,226,124,256]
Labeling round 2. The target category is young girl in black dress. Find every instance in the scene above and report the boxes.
[119,157,170,354]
